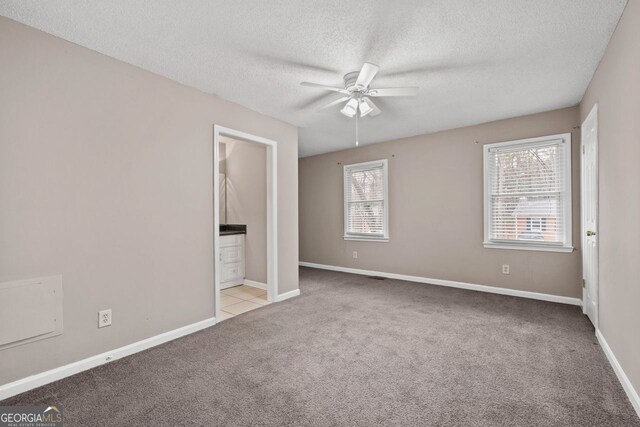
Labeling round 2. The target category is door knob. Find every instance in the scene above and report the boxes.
[586,230,596,236]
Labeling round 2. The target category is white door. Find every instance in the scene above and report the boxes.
[581,104,598,327]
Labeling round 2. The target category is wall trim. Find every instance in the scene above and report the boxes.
[299,262,581,306]
[596,329,640,418]
[246,280,297,301]
[0,317,216,401]
[243,279,267,290]
[275,289,300,302]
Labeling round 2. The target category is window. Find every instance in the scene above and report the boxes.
[344,159,389,241]
[483,134,573,252]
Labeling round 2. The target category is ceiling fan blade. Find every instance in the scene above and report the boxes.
[368,87,419,97]
[360,97,381,117]
[355,63,379,88]
[300,82,348,94]
[320,96,350,110]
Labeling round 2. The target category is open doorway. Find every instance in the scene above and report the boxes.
[213,126,278,323]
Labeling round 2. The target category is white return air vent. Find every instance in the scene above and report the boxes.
[0,275,63,350]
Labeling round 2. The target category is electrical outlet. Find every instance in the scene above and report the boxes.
[98,309,112,328]
[502,264,510,275]
[353,251,358,259]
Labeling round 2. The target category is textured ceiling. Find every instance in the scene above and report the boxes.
[0,1,627,157]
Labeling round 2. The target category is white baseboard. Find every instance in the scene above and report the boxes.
[243,279,267,290]
[0,317,216,401]
[244,280,297,302]
[596,329,640,418]
[221,278,244,290]
[299,261,581,306]
[275,289,300,302]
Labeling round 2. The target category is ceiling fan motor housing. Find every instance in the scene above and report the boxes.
[343,71,364,92]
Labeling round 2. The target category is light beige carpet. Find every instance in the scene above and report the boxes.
[3,267,639,426]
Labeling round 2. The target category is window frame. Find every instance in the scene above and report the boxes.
[343,159,389,242]
[483,133,573,253]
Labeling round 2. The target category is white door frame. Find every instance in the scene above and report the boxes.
[581,104,598,327]
[213,125,278,322]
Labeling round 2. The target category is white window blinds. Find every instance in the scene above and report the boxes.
[344,160,389,240]
[484,134,572,251]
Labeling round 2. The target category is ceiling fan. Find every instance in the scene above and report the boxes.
[300,62,419,118]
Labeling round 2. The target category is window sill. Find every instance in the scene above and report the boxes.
[483,242,574,253]
[344,236,389,243]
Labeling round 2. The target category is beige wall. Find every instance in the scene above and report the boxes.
[224,139,267,283]
[0,17,298,385]
[580,0,640,398]
[300,107,581,298]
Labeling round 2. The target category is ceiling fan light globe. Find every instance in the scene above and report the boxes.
[346,98,358,109]
[359,99,373,117]
[340,105,356,117]
[340,98,358,117]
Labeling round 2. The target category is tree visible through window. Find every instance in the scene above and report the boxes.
[344,160,388,240]
[484,134,572,251]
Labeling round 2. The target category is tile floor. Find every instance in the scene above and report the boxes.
[220,284,270,321]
